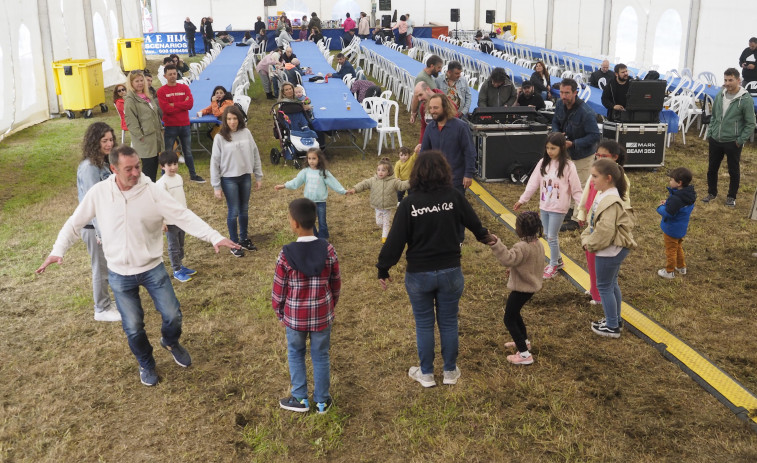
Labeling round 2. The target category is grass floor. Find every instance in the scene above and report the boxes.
[1,55,756,462]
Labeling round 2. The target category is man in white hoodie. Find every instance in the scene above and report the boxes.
[37,146,240,386]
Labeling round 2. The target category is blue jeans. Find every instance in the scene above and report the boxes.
[108,263,183,369]
[595,247,630,329]
[314,201,329,239]
[540,210,566,266]
[285,326,332,403]
[220,174,251,243]
[405,267,464,374]
[164,125,197,177]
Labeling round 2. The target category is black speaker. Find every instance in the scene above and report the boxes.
[450,9,460,22]
[263,0,276,6]
[486,10,495,24]
[381,15,391,28]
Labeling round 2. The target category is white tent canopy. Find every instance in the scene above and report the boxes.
[2,0,756,140]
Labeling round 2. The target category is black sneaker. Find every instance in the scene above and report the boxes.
[230,248,245,258]
[139,366,158,386]
[701,193,716,203]
[590,318,624,330]
[190,175,206,183]
[316,397,333,414]
[280,396,310,412]
[160,337,192,367]
[560,220,580,232]
[239,239,257,251]
[725,197,736,207]
[591,320,621,338]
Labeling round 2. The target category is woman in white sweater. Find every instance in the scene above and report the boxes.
[211,105,263,257]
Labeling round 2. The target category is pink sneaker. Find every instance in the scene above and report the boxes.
[543,265,558,279]
[504,340,531,349]
[507,353,534,365]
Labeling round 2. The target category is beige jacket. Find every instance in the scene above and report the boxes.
[353,175,410,210]
[490,238,544,293]
[124,90,164,159]
[581,195,637,253]
[577,173,632,222]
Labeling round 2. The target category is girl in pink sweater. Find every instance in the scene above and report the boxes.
[514,133,583,279]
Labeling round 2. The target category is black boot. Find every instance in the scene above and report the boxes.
[266,92,275,100]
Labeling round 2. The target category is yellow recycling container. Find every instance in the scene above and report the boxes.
[493,22,518,39]
[51,58,108,119]
[116,38,146,71]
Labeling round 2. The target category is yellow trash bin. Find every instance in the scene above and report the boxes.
[51,59,108,119]
[493,22,518,39]
[116,38,146,72]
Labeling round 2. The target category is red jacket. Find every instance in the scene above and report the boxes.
[115,98,128,131]
[157,83,194,127]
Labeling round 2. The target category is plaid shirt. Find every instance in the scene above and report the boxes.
[271,240,340,331]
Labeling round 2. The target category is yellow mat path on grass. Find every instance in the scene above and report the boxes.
[469,180,757,429]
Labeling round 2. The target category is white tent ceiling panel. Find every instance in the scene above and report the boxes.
[155,0,219,33]
[121,0,143,37]
[91,0,127,87]
[50,0,90,60]
[208,0,261,32]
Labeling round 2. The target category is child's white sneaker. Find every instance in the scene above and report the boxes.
[657,269,675,279]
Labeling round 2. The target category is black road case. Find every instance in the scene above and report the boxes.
[602,122,667,168]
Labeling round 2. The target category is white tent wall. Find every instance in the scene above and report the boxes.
[510,0,548,46]
[0,0,139,141]
[1,0,51,139]
[694,0,757,81]
[551,0,604,57]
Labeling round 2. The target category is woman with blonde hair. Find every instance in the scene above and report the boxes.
[124,70,164,181]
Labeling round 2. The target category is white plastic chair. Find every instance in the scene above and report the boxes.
[375,100,402,156]
[698,71,718,87]
[233,94,251,114]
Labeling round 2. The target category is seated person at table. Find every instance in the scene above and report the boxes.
[326,53,355,80]
[282,46,297,64]
[277,82,323,146]
[435,60,472,115]
[530,61,551,100]
[590,60,614,88]
[478,67,517,108]
[215,31,234,47]
[170,54,190,75]
[343,30,357,48]
[276,27,294,48]
[160,57,181,80]
[351,79,382,102]
[241,31,254,45]
[309,26,324,44]
[255,28,267,45]
[197,85,234,118]
[516,81,545,111]
[474,31,494,54]
[297,25,308,41]
[601,63,630,122]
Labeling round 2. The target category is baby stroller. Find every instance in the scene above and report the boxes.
[270,101,318,169]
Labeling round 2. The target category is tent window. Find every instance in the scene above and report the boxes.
[18,24,37,111]
[653,9,683,72]
[93,12,113,71]
[615,6,638,64]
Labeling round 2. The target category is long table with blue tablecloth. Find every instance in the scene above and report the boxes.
[290,41,376,132]
[189,45,250,124]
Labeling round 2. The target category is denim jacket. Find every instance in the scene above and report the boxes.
[552,98,600,160]
[77,159,111,234]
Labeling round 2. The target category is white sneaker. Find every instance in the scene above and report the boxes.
[675,267,687,275]
[657,269,675,279]
[443,367,461,385]
[408,366,436,387]
[178,155,186,164]
[94,305,121,322]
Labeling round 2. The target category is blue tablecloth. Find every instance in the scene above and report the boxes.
[265,27,434,51]
[189,45,250,123]
[491,38,604,71]
[290,41,376,131]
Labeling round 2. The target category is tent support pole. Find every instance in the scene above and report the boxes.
[684,0,700,71]
[82,0,96,58]
[37,0,59,115]
[601,0,612,56]
[546,0,554,49]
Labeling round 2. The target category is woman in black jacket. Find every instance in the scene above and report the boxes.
[376,151,494,388]
[530,61,551,100]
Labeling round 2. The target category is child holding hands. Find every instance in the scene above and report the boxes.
[275,148,347,240]
[581,159,637,338]
[488,211,545,365]
[394,146,417,202]
[347,158,410,243]
[656,167,696,279]
[514,133,582,279]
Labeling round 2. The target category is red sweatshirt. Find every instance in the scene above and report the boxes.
[157,82,194,126]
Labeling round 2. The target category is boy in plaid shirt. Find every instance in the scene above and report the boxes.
[272,198,341,414]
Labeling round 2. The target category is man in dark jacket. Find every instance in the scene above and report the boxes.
[204,17,214,50]
[552,78,600,230]
[516,81,545,111]
[308,12,322,34]
[478,67,517,108]
[601,63,630,121]
[184,18,197,56]
[589,60,613,88]
[254,16,266,39]
[739,37,757,89]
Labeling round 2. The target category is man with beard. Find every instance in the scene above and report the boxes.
[601,63,630,121]
[516,80,545,110]
[414,55,443,90]
[435,61,472,115]
[478,67,517,108]
[420,94,476,192]
[411,82,459,144]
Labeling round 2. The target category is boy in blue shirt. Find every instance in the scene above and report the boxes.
[657,167,696,279]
